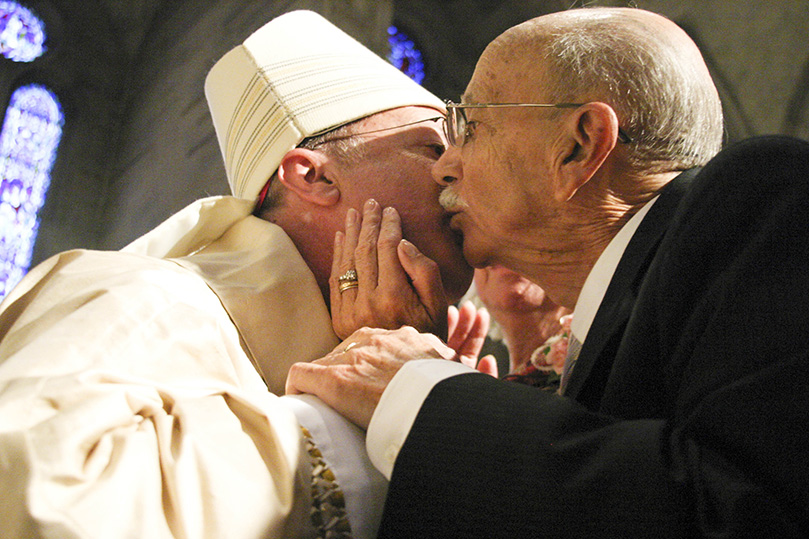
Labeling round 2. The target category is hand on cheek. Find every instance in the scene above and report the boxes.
[329,199,449,339]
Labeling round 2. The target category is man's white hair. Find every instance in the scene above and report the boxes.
[518,8,724,172]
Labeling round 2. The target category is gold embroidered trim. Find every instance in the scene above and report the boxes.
[301,426,353,539]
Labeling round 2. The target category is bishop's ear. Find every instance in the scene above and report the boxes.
[276,148,341,206]
[554,102,621,202]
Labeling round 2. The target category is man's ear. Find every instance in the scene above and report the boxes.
[276,148,341,207]
[554,102,621,202]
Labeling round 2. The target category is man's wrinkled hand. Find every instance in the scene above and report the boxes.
[285,326,455,429]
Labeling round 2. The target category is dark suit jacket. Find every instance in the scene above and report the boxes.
[378,136,809,538]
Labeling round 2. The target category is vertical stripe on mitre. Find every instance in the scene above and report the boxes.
[225,74,295,200]
[265,52,433,135]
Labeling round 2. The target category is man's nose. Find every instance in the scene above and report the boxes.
[432,145,462,187]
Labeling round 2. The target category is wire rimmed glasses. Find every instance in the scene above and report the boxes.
[443,100,632,147]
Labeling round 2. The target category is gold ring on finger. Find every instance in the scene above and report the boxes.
[338,280,359,293]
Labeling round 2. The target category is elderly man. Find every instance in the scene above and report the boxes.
[0,11,477,539]
[287,7,809,537]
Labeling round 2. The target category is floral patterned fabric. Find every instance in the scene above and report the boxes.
[503,315,572,392]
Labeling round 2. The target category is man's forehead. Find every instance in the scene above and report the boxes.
[461,85,491,106]
[464,55,511,104]
[365,105,443,127]
[462,81,508,106]
[465,43,549,104]
[463,70,494,104]
[350,106,445,145]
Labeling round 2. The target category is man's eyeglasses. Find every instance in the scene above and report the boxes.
[443,100,632,147]
[307,116,445,147]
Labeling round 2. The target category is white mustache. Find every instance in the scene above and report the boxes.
[439,187,468,211]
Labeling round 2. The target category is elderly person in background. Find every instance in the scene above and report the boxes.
[288,7,809,537]
[472,265,571,389]
[0,11,482,539]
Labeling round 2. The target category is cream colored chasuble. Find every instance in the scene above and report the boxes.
[0,197,342,538]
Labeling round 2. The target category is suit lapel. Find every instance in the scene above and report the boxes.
[564,169,698,406]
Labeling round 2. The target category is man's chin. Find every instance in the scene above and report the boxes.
[437,253,474,304]
[461,240,489,272]
[448,218,483,266]
[451,227,465,250]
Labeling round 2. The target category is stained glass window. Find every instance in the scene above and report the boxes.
[0,84,63,299]
[387,25,425,84]
[0,1,46,62]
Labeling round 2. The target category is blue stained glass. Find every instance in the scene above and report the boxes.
[387,26,425,84]
[0,1,46,62]
[0,84,63,299]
